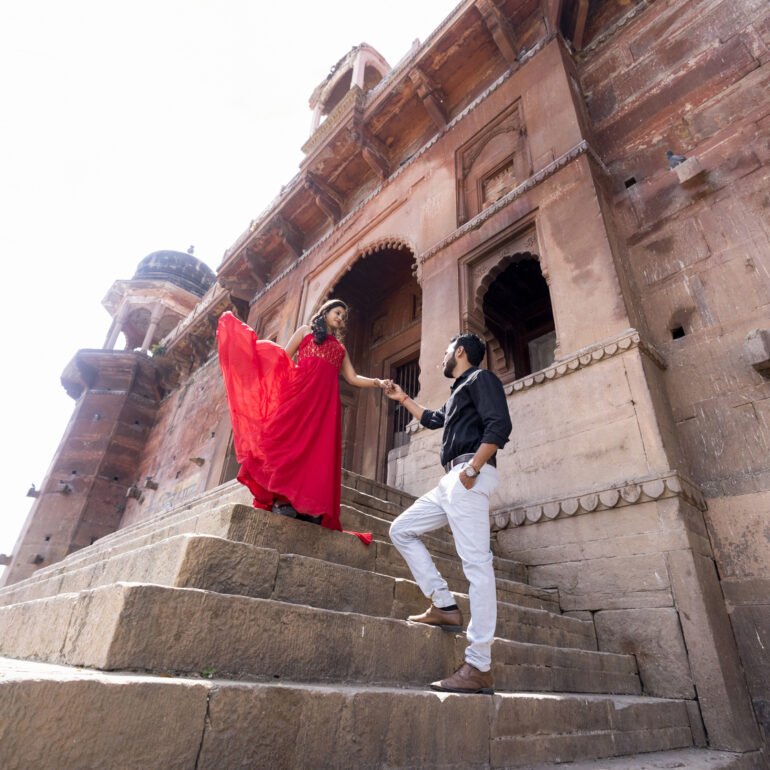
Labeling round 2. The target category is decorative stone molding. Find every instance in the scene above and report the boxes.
[491,470,707,531]
[503,328,666,395]
[421,138,607,263]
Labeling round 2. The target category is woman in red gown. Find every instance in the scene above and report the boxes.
[217,299,385,544]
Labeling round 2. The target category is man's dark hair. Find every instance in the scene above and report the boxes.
[450,333,486,366]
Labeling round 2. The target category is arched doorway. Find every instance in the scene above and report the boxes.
[327,244,422,481]
[478,254,556,382]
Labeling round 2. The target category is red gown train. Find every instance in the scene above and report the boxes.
[217,312,371,545]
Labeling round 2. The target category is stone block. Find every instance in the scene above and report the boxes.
[594,608,695,698]
[667,548,761,751]
[0,594,77,661]
[528,552,673,611]
[0,660,209,770]
[743,330,770,375]
[272,553,394,617]
[197,683,492,769]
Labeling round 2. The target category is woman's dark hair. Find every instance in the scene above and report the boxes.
[450,333,486,366]
[310,299,348,345]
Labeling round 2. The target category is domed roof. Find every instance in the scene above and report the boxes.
[133,250,216,297]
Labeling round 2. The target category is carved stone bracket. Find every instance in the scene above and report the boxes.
[218,276,261,302]
[409,68,447,131]
[305,172,343,224]
[540,0,564,35]
[475,0,520,66]
[271,215,304,258]
[491,470,707,531]
[348,123,390,179]
[503,328,666,395]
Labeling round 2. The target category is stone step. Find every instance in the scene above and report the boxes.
[0,657,694,769]
[342,468,417,510]
[529,747,766,769]
[0,583,638,694]
[0,534,595,650]
[0,504,541,613]
[5,474,374,586]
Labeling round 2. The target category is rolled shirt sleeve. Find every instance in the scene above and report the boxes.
[469,370,512,449]
[420,403,446,430]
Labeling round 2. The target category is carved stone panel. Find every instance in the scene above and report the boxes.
[455,101,530,225]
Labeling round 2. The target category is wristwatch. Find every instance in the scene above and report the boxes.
[464,464,479,478]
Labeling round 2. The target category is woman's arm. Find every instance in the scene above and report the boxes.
[284,325,311,358]
[341,352,385,389]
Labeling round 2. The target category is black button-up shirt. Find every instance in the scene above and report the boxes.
[419,366,512,467]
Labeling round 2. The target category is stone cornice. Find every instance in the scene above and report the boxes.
[491,469,707,530]
[504,328,666,395]
[420,138,608,263]
[245,38,556,307]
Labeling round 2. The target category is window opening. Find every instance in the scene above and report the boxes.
[671,326,686,340]
[482,257,556,380]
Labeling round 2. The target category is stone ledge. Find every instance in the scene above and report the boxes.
[504,328,666,395]
[492,470,707,530]
[406,328,665,436]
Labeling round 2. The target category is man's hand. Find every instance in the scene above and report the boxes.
[459,467,478,490]
[385,382,406,401]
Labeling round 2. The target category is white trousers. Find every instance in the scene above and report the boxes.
[389,462,499,671]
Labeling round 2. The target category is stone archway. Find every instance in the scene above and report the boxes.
[324,243,421,481]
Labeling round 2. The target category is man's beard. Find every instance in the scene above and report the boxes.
[443,353,457,378]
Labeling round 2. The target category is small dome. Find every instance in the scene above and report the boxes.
[133,250,216,297]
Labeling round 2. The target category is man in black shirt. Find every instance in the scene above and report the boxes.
[385,333,511,694]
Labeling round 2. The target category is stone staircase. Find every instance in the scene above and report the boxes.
[0,471,759,768]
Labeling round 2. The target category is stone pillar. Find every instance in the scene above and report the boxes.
[140,303,165,354]
[310,104,323,133]
[351,52,366,90]
[103,302,129,350]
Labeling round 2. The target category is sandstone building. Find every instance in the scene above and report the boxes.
[1,1,769,767]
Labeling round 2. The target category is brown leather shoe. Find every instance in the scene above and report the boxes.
[430,662,494,694]
[407,604,463,632]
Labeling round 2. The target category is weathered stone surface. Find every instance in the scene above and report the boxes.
[668,549,762,751]
[0,658,696,770]
[528,552,672,611]
[594,608,695,698]
[198,683,492,769]
[0,658,208,770]
[529,747,768,769]
[0,583,639,694]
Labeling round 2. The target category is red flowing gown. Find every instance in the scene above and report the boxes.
[217,312,371,545]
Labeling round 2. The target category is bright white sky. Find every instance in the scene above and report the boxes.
[0,0,460,569]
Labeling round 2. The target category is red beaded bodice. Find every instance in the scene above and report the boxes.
[297,334,345,371]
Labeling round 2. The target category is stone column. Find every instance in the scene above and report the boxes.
[140,303,165,354]
[103,302,129,350]
[351,52,366,90]
[310,104,323,133]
